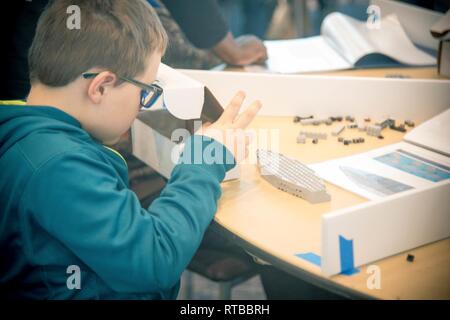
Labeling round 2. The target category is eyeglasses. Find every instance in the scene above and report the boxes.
[82,72,163,109]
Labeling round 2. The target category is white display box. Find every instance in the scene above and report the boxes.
[321,180,450,276]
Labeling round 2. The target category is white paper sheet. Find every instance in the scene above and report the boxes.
[404,108,450,157]
[246,36,351,74]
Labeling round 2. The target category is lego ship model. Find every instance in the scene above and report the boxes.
[256,149,331,203]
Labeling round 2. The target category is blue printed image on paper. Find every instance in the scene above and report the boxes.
[374,150,450,182]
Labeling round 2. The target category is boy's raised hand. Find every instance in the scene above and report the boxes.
[199,91,262,163]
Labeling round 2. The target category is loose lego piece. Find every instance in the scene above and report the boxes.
[330,116,343,122]
[294,115,314,123]
[347,124,357,129]
[376,118,395,129]
[345,115,355,122]
[390,123,407,132]
[338,137,344,142]
[296,134,306,144]
[299,131,327,140]
[364,117,371,122]
[358,123,366,131]
[378,135,384,139]
[332,124,345,136]
[404,120,415,127]
[351,138,364,144]
[343,139,351,145]
[300,118,316,125]
[367,124,382,137]
[406,254,415,262]
[302,118,334,126]
[312,138,318,144]
[386,74,410,79]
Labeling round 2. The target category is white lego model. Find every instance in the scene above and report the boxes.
[299,131,327,140]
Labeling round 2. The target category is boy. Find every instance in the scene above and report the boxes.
[0,0,260,299]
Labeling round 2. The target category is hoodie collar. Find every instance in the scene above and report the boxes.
[28,105,82,128]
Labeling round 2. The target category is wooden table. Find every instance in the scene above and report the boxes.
[213,67,450,299]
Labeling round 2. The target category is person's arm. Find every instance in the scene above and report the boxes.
[155,1,223,69]
[160,0,228,49]
[22,92,261,294]
[213,32,268,66]
[160,0,268,66]
[22,136,233,294]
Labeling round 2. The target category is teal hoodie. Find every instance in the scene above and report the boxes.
[0,104,235,299]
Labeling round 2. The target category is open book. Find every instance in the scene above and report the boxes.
[248,12,436,74]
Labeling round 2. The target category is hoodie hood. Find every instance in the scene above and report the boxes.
[0,105,88,158]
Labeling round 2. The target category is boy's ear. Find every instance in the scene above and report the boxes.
[86,71,118,104]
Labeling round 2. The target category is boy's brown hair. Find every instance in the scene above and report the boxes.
[28,0,168,87]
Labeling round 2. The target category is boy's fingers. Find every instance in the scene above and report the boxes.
[233,100,262,129]
[219,91,246,124]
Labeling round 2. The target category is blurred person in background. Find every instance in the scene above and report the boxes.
[0,0,268,101]
[159,0,268,68]
[218,0,278,38]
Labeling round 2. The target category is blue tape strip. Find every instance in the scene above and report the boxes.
[147,0,161,8]
[296,252,321,266]
[339,235,360,275]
